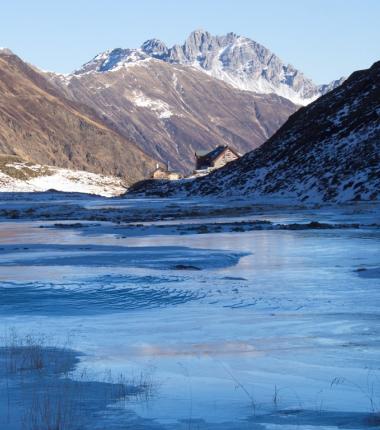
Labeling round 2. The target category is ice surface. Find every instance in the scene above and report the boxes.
[0,243,245,270]
[0,195,379,429]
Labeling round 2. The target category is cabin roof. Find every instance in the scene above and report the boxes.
[195,145,240,161]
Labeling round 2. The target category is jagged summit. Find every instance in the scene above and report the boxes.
[151,29,344,105]
[140,39,168,58]
[74,29,344,105]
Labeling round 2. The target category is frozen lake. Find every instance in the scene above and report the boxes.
[0,194,379,429]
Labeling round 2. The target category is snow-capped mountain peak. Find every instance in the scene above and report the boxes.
[141,29,345,105]
[144,29,343,105]
[140,39,168,58]
[73,30,344,105]
[74,48,150,74]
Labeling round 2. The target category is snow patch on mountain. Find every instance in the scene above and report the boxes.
[75,48,152,75]
[131,91,173,119]
[197,61,319,106]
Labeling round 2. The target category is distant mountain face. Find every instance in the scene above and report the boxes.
[75,30,344,106]
[129,61,380,203]
[0,50,156,184]
[50,56,297,173]
[47,29,347,174]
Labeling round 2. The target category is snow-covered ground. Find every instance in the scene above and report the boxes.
[0,161,127,196]
[0,194,379,429]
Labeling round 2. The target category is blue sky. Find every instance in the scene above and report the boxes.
[1,0,379,83]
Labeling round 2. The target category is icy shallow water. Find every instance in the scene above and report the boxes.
[0,196,379,429]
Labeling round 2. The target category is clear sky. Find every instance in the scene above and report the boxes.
[1,0,379,83]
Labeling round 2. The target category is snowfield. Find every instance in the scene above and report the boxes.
[0,161,127,196]
[0,193,379,429]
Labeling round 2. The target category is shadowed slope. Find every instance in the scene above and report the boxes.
[0,50,157,184]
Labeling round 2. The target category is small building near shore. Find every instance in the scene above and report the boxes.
[151,164,182,180]
[195,145,241,171]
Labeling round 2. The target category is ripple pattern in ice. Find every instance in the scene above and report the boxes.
[0,277,206,315]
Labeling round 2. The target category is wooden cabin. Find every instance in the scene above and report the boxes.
[151,165,182,180]
[195,145,241,171]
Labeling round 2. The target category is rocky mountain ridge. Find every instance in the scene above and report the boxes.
[75,29,344,105]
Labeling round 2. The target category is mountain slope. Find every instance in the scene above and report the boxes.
[77,30,344,106]
[130,61,380,203]
[0,50,157,184]
[50,57,297,173]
